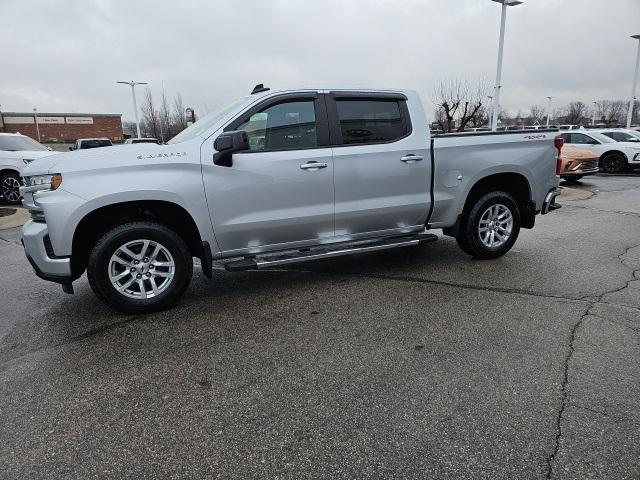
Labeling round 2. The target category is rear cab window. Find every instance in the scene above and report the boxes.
[327,95,411,146]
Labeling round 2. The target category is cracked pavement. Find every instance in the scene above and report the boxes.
[0,175,639,479]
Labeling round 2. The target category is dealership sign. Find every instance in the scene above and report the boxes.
[37,116,65,124]
[65,117,93,124]
[3,116,34,124]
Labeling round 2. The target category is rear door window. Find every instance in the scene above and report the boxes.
[334,99,406,145]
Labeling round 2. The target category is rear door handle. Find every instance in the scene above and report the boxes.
[300,161,328,170]
[401,155,424,163]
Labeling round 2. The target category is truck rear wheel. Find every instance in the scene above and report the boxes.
[87,222,193,313]
[456,191,521,259]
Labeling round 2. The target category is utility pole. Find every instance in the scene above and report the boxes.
[487,95,493,127]
[117,80,148,138]
[490,0,523,131]
[33,108,41,142]
[546,96,553,128]
[626,35,640,128]
[592,101,598,126]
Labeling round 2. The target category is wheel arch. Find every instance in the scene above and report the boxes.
[443,172,534,237]
[599,150,628,163]
[70,200,205,278]
[0,168,21,177]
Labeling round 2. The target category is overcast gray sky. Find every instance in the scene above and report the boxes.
[1,0,639,122]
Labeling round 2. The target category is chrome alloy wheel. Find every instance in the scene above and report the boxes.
[478,204,513,248]
[2,176,21,203]
[108,239,175,299]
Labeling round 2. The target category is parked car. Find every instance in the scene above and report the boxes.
[0,133,58,204]
[69,138,113,150]
[123,138,160,145]
[20,87,561,312]
[558,125,584,130]
[558,145,600,182]
[558,130,640,173]
[597,129,640,143]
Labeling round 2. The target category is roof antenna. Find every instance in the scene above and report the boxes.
[251,83,270,95]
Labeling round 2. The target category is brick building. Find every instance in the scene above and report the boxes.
[0,112,123,143]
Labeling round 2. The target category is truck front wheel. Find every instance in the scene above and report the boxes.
[87,222,193,313]
[456,191,521,260]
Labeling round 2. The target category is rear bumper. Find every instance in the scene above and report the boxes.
[22,220,73,284]
[541,188,562,215]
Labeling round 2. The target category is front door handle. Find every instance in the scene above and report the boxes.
[300,161,328,170]
[401,155,424,163]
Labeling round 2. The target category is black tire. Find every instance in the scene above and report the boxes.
[1,172,22,205]
[599,153,627,174]
[561,175,583,183]
[456,191,521,260]
[87,221,193,313]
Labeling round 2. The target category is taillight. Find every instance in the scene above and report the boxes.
[554,136,564,175]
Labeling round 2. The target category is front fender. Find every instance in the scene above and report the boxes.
[41,162,218,256]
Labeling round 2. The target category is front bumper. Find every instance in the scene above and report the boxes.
[541,188,562,215]
[22,220,72,284]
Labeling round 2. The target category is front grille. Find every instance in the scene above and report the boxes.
[43,235,55,258]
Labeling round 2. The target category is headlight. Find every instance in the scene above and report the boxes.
[22,173,62,192]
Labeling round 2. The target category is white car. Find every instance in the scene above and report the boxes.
[558,130,640,174]
[596,128,640,144]
[0,133,58,204]
[123,138,159,145]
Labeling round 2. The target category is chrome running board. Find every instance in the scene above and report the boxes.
[224,233,438,272]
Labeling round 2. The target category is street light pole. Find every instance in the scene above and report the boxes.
[490,0,523,132]
[546,96,553,128]
[626,35,640,128]
[117,80,148,138]
[592,101,598,126]
[33,108,41,142]
[487,95,493,127]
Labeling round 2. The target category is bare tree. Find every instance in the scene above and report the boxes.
[595,100,626,125]
[433,78,489,132]
[141,89,160,139]
[564,102,587,125]
[159,90,172,143]
[529,105,545,124]
[172,93,187,132]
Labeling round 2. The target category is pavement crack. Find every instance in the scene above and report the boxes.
[545,239,640,479]
[545,302,590,479]
[0,234,20,246]
[0,315,140,373]
[281,268,585,304]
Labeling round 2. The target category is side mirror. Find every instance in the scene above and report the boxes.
[213,130,249,167]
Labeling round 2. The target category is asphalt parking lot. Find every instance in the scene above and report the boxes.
[0,175,638,480]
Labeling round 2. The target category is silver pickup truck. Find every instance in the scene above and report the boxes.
[20,87,562,312]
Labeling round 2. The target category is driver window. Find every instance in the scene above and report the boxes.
[236,100,317,152]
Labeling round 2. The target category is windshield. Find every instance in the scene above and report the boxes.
[626,130,640,140]
[590,132,616,144]
[0,135,48,151]
[168,96,249,144]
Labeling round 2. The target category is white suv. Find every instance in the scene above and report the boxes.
[597,128,640,144]
[558,130,640,173]
[0,133,57,204]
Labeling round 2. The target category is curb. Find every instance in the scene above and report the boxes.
[0,207,29,230]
